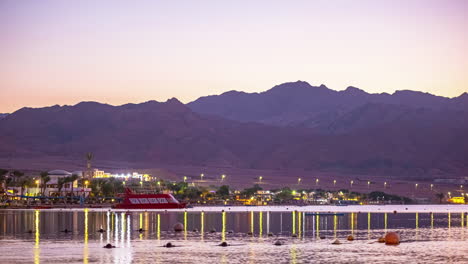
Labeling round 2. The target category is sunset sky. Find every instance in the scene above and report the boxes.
[1,0,467,113]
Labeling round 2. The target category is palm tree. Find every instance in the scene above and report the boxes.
[436,193,445,204]
[67,174,79,198]
[19,177,33,197]
[86,152,93,169]
[0,169,9,192]
[39,171,51,196]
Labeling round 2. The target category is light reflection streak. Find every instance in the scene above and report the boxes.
[107,211,110,244]
[266,211,270,235]
[157,214,161,240]
[415,212,419,239]
[34,210,40,264]
[384,213,387,232]
[297,211,301,238]
[367,212,371,239]
[201,212,205,240]
[333,214,337,239]
[316,214,320,238]
[292,211,296,235]
[431,213,434,229]
[448,212,451,229]
[114,213,119,247]
[127,214,131,247]
[290,244,297,264]
[350,212,354,235]
[83,208,89,264]
[121,212,126,245]
[461,213,464,228]
[250,211,254,234]
[184,211,188,240]
[139,213,143,240]
[222,211,226,241]
[258,211,262,237]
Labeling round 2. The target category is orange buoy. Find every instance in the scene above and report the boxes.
[347,235,355,241]
[384,232,400,245]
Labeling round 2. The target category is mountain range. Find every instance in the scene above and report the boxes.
[0,81,467,179]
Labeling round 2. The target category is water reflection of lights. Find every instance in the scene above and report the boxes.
[184,211,188,240]
[139,213,143,240]
[222,211,226,241]
[34,210,40,264]
[127,214,131,247]
[431,212,434,229]
[316,214,320,238]
[367,212,371,239]
[115,213,119,247]
[384,213,388,232]
[157,214,161,240]
[200,212,205,240]
[292,211,296,235]
[83,208,89,264]
[266,211,270,235]
[350,212,354,235]
[250,211,254,234]
[290,244,297,264]
[121,212,126,244]
[258,211,262,237]
[333,214,337,239]
[297,211,301,238]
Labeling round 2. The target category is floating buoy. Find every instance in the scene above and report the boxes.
[193,228,199,232]
[27,230,33,234]
[219,241,228,247]
[332,239,341,245]
[347,235,354,241]
[61,229,70,233]
[267,232,274,237]
[274,240,282,246]
[393,210,397,214]
[210,228,216,233]
[164,242,175,248]
[319,236,326,239]
[247,231,253,236]
[228,230,234,234]
[103,243,115,248]
[98,228,105,233]
[173,222,184,232]
[385,232,400,245]
[291,234,297,238]
[377,237,386,243]
[138,228,144,233]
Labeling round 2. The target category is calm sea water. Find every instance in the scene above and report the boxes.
[1,209,468,263]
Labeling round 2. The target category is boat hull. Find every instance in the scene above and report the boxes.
[114,189,186,209]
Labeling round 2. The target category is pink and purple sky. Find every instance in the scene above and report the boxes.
[1,0,467,113]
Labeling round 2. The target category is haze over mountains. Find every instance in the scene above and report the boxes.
[0,81,467,179]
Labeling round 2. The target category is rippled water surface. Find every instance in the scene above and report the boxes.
[1,209,468,263]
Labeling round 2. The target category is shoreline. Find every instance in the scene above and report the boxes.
[1,204,468,213]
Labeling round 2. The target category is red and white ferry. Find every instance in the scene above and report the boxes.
[114,188,186,209]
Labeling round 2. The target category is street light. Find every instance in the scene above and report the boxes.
[85,180,89,188]
[350,180,354,187]
[200,173,204,181]
[298,178,302,185]
[384,182,387,189]
[415,183,418,190]
[333,179,336,187]
[460,185,464,190]
[259,176,263,183]
[367,181,371,189]
[221,174,226,182]
[430,184,434,191]
[448,192,451,198]
[315,178,319,186]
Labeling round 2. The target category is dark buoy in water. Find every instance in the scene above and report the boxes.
[319,236,326,239]
[193,228,199,232]
[61,229,70,233]
[228,230,234,234]
[173,222,184,232]
[27,230,33,234]
[210,228,216,233]
[98,228,105,233]
[274,240,282,246]
[291,234,297,238]
[138,228,144,233]
[267,232,274,237]
[332,239,341,245]
[103,243,115,248]
[219,241,229,247]
[164,242,175,248]
[347,235,354,241]
[393,210,397,214]
[247,231,253,236]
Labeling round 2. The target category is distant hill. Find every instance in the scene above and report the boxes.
[0,91,467,179]
[188,81,468,133]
